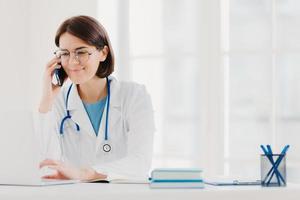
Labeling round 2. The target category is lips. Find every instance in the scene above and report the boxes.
[69,67,85,72]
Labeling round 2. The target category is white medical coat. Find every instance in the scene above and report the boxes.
[37,76,155,180]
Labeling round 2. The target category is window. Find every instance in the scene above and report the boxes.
[98,0,300,177]
[98,0,205,169]
[223,0,300,177]
[129,0,202,168]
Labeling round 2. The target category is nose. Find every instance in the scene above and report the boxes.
[68,53,80,65]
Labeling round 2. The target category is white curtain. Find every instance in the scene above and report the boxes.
[98,0,223,177]
[223,0,300,178]
[99,0,300,178]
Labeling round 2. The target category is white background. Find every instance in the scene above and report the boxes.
[0,0,299,180]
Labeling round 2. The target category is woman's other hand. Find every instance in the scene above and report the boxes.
[39,159,107,181]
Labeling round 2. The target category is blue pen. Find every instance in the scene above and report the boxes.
[266,145,289,185]
[267,145,289,181]
[260,145,268,155]
[260,145,276,183]
[263,145,287,185]
[260,145,285,185]
[261,145,285,182]
[266,145,281,186]
[267,145,289,179]
[266,150,286,185]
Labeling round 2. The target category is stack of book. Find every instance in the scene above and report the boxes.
[150,168,204,188]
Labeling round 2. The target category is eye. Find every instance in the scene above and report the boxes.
[76,51,88,55]
[60,52,70,56]
[55,50,69,58]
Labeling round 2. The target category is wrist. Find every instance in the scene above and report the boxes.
[38,105,51,113]
[38,97,54,113]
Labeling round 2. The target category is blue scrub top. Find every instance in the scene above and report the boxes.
[82,96,107,136]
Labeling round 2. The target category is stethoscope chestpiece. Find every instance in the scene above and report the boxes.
[103,144,111,153]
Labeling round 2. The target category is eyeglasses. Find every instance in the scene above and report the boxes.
[54,48,99,65]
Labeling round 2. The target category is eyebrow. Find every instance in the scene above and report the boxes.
[59,46,89,51]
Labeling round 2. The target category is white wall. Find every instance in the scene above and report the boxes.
[0,0,98,111]
[0,0,29,110]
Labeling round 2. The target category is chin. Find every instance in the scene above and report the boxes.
[68,77,86,85]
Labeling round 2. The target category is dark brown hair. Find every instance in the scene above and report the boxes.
[55,15,114,78]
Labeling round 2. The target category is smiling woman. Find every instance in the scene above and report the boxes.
[37,15,155,181]
[54,33,108,86]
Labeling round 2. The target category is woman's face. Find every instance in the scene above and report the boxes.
[58,32,108,84]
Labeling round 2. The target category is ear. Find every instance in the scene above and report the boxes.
[99,45,109,62]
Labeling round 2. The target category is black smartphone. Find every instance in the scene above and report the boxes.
[54,63,67,86]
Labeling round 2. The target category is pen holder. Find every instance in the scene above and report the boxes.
[260,154,286,187]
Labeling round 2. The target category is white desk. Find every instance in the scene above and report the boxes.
[0,183,300,200]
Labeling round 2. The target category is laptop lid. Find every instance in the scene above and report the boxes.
[0,110,41,183]
[0,110,79,186]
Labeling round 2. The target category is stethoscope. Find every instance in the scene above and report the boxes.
[59,77,112,158]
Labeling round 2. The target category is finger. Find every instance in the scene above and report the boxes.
[51,83,61,91]
[39,159,61,168]
[42,174,69,180]
[40,158,60,166]
[46,165,61,171]
[42,174,59,179]
[46,62,62,77]
[45,58,62,77]
[46,57,59,69]
[46,164,80,180]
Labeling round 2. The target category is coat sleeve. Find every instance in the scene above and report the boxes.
[92,85,155,180]
[34,111,61,161]
[34,93,65,162]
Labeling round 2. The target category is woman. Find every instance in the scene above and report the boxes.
[38,15,155,181]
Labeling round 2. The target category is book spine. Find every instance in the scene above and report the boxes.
[152,179,203,183]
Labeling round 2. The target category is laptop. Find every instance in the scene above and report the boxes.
[204,179,261,186]
[204,178,261,186]
[0,110,80,186]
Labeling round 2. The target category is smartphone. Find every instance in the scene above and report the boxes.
[54,63,67,86]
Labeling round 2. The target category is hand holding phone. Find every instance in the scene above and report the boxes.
[54,63,67,86]
[39,58,67,113]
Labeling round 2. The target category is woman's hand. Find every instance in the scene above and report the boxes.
[39,159,107,181]
[38,58,64,113]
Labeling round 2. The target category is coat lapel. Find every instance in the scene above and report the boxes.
[67,84,96,139]
[96,77,122,149]
[65,76,122,140]
[107,77,122,134]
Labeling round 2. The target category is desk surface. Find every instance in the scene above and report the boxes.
[0,182,300,200]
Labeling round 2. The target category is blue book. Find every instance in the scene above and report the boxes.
[150,179,204,189]
[151,168,203,181]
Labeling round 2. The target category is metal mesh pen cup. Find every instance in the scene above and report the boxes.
[260,154,286,187]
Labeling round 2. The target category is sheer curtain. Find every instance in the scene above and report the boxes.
[223,0,300,178]
[98,0,223,176]
[98,0,300,178]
